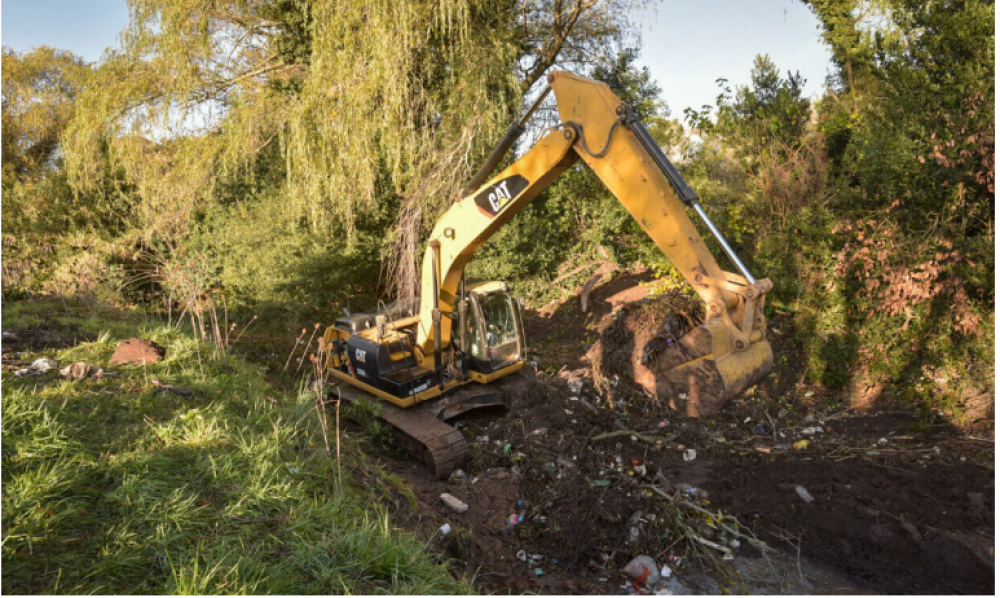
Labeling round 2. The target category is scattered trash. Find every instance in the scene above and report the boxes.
[2,331,19,341]
[794,485,815,503]
[450,468,469,482]
[151,378,195,397]
[60,362,94,380]
[660,564,672,579]
[658,421,667,428]
[15,358,59,377]
[438,523,452,536]
[623,554,660,587]
[792,439,810,450]
[682,449,697,462]
[744,416,752,424]
[569,395,579,401]
[678,393,688,401]
[532,567,545,576]
[591,479,611,488]
[440,493,469,513]
[629,526,641,544]
[516,550,528,562]
[804,390,815,397]
[729,539,741,549]
[568,378,584,394]
[476,435,489,443]
[802,426,824,435]
[755,446,772,454]
[556,456,577,469]
[502,443,512,456]
[878,437,889,446]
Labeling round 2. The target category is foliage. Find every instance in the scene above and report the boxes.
[471,48,686,302]
[1,299,470,594]
[687,0,994,408]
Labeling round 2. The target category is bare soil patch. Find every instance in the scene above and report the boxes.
[380,272,994,594]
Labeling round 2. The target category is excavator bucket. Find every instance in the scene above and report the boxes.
[628,321,773,417]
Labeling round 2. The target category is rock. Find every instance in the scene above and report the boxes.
[60,362,94,380]
[440,493,469,513]
[623,555,660,587]
[110,338,165,366]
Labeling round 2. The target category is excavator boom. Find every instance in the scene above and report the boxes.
[414,71,772,416]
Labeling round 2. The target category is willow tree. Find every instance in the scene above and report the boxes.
[65,0,641,299]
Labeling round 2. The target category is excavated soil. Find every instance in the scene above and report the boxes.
[378,271,995,595]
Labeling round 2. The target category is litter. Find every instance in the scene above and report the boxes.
[151,378,194,397]
[439,523,452,536]
[440,493,469,513]
[623,554,660,587]
[682,449,697,462]
[591,479,611,488]
[792,439,810,450]
[794,485,815,503]
[15,357,59,377]
[802,426,823,435]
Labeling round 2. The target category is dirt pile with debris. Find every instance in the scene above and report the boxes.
[586,290,702,399]
[378,273,994,595]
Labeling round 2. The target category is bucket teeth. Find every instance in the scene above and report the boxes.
[628,323,773,417]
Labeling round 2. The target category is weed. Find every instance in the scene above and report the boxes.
[1,299,470,594]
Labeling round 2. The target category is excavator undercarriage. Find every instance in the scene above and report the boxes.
[321,71,774,477]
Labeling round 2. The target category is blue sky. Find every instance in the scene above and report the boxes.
[2,0,833,117]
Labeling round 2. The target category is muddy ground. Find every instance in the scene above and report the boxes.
[378,272,994,595]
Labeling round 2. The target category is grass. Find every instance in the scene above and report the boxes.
[1,299,470,594]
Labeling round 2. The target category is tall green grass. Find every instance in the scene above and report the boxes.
[2,300,469,594]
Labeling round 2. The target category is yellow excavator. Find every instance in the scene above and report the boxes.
[322,71,773,477]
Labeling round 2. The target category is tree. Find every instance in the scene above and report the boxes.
[2,46,90,183]
[63,0,645,299]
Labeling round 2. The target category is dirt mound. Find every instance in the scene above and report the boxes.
[110,338,165,365]
[586,291,708,407]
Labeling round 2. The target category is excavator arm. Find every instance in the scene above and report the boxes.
[416,71,773,416]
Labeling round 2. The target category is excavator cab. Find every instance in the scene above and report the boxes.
[461,281,526,374]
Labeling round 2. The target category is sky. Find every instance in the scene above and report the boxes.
[1,0,834,117]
